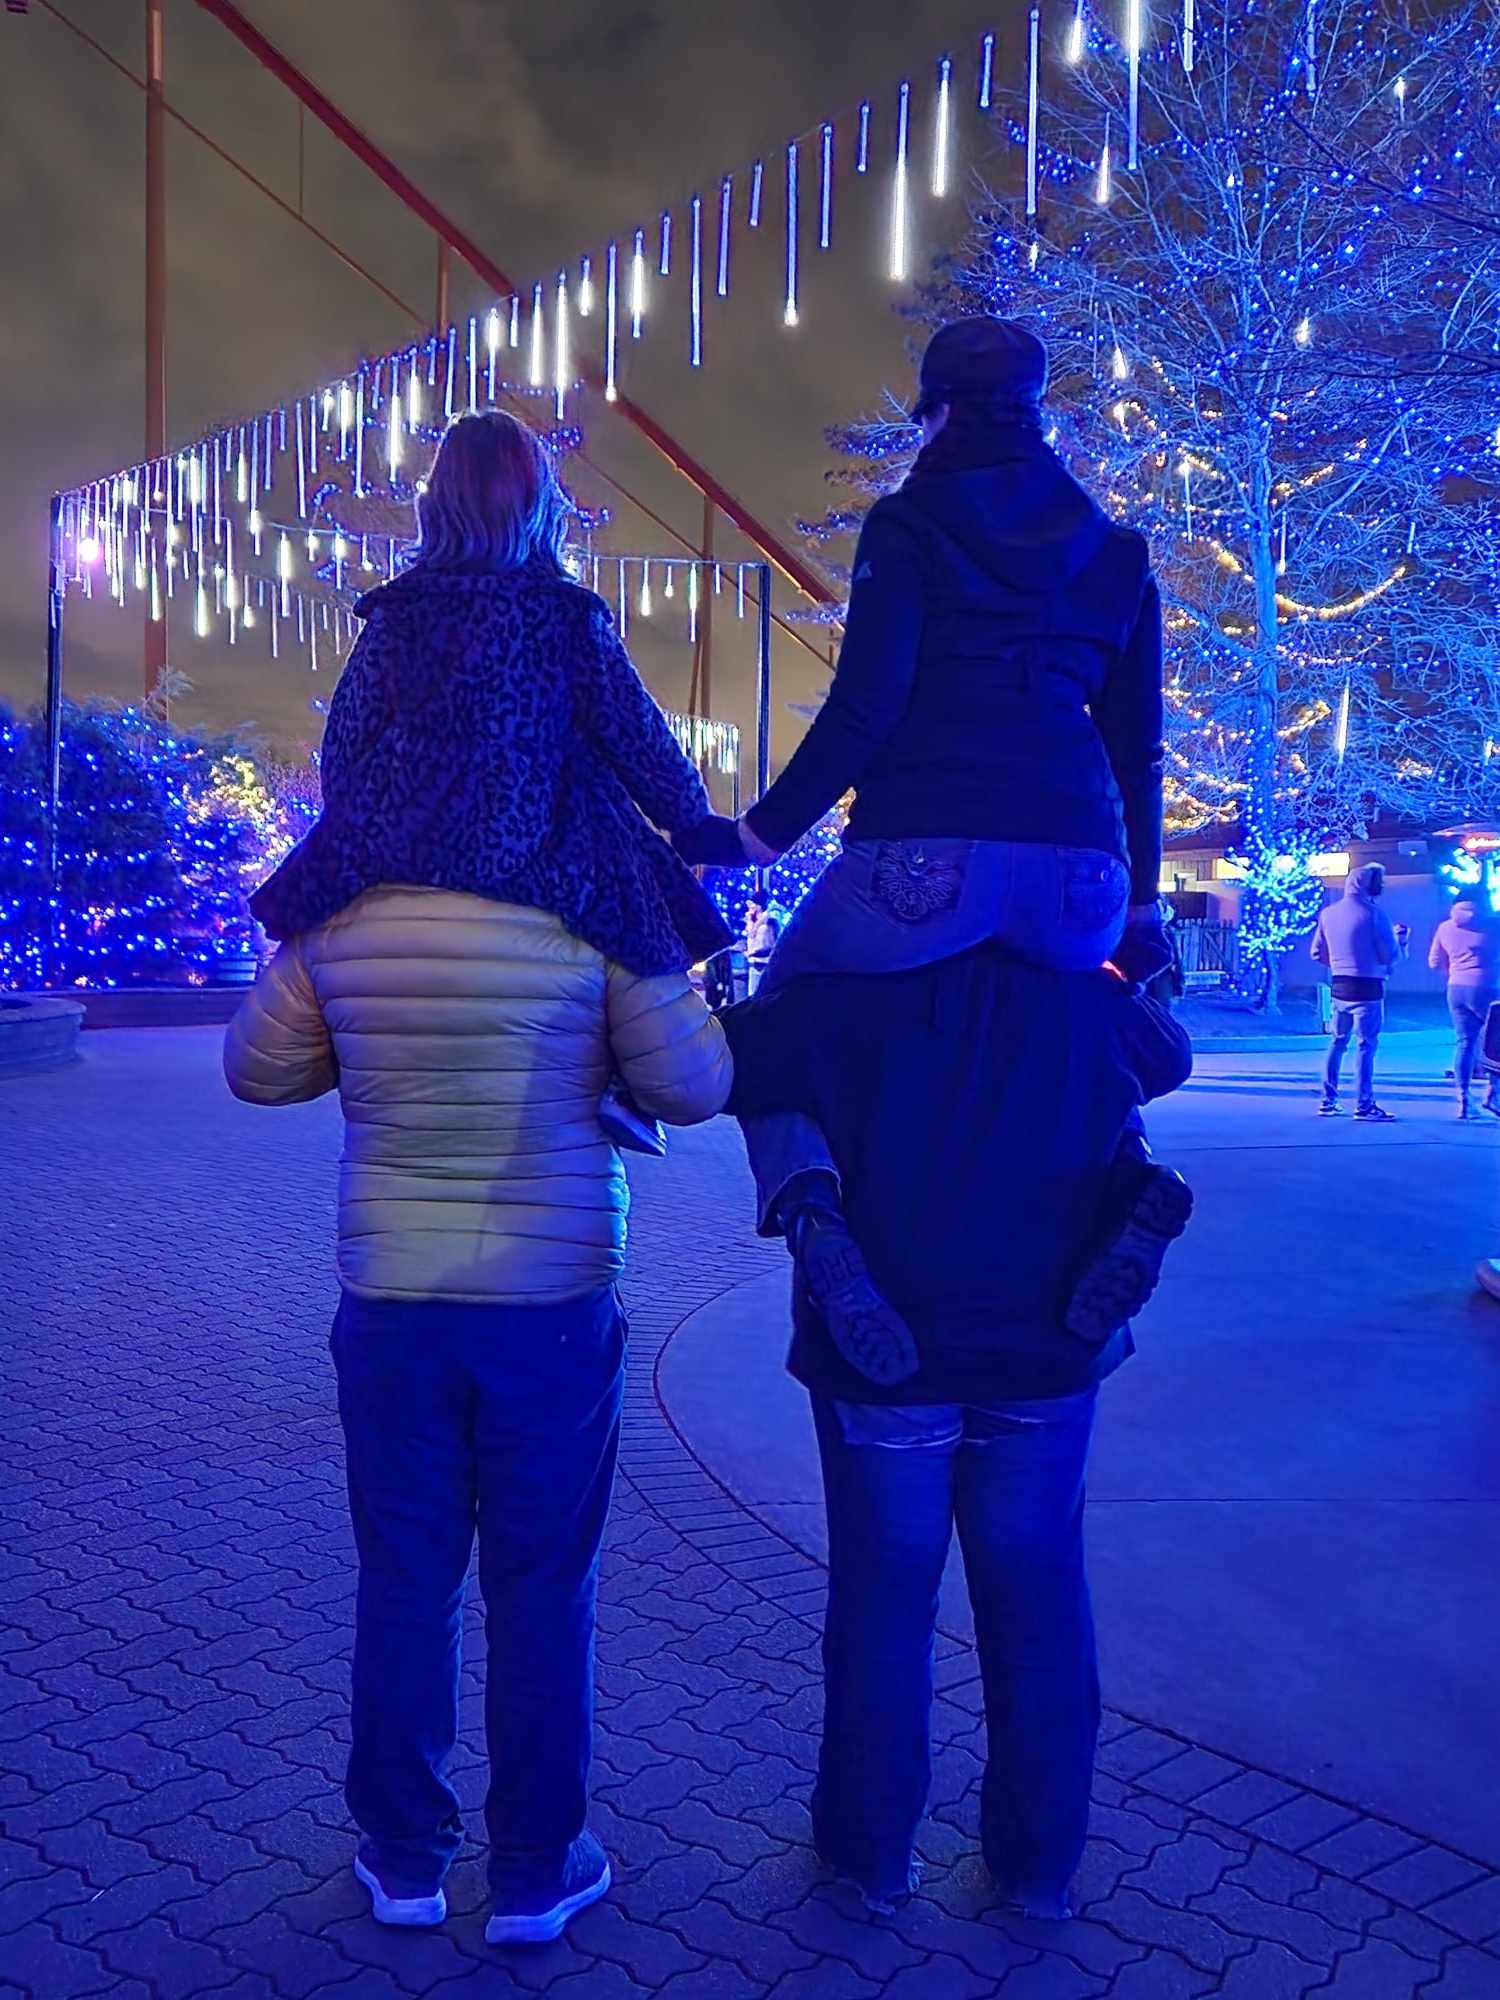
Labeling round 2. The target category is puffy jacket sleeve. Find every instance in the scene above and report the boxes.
[744,506,924,855]
[1093,566,1165,907]
[223,942,337,1106]
[606,965,732,1126]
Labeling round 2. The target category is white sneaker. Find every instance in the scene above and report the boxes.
[353,1852,447,1928]
[486,1833,611,1945]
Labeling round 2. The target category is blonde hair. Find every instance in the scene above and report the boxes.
[412,411,569,574]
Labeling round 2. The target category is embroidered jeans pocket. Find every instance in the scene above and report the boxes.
[871,841,967,923]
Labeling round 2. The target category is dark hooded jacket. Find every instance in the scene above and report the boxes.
[746,418,1165,903]
[250,564,732,977]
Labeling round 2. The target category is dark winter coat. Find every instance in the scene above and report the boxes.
[250,563,732,977]
[725,944,1192,1404]
[745,418,1165,905]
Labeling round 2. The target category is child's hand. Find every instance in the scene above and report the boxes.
[673,816,753,867]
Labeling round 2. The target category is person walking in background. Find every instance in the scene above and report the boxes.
[1429,897,1500,1120]
[745,895,780,995]
[1312,863,1409,1122]
[227,409,733,1947]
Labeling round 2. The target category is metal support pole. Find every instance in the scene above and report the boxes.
[45,495,66,886]
[756,563,773,805]
[144,0,168,703]
[693,497,715,722]
[435,236,450,334]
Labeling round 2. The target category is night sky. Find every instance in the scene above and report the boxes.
[2,0,1007,770]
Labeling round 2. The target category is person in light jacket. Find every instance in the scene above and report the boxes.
[226,411,732,1950]
[1311,863,1409,1121]
[1429,897,1500,1119]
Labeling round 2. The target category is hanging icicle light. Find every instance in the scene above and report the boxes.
[338,382,353,457]
[554,271,571,418]
[1179,457,1193,538]
[718,175,733,296]
[890,81,911,282]
[486,309,501,401]
[467,316,478,410]
[784,142,800,326]
[688,561,699,642]
[1295,314,1314,346]
[1111,342,1130,380]
[819,124,833,251]
[578,255,595,317]
[605,241,619,403]
[631,229,647,340]
[1393,73,1407,117]
[1126,0,1142,171]
[529,283,545,388]
[857,101,871,173]
[639,560,653,617]
[1067,0,1086,64]
[195,564,209,640]
[1096,116,1114,204]
[659,212,672,276]
[1277,512,1289,574]
[353,378,366,497]
[444,325,457,419]
[749,159,764,225]
[664,566,675,599]
[1182,0,1195,71]
[388,376,403,476]
[690,195,704,365]
[1305,0,1318,96]
[932,56,953,199]
[236,440,248,506]
[509,296,521,347]
[1334,679,1351,761]
[979,31,995,109]
[1025,11,1040,219]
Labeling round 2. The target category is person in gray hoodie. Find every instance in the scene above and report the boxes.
[1429,897,1500,1119]
[1311,863,1409,1121]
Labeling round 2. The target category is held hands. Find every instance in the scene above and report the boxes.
[672,815,755,868]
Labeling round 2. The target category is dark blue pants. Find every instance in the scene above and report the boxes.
[331,1287,625,1896]
[811,1391,1099,1912]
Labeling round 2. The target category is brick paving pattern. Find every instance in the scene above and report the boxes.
[2,1028,1497,1998]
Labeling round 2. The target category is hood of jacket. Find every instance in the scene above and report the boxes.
[899,421,1113,590]
[1344,863,1384,902]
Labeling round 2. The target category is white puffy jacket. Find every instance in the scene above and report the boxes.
[223,885,732,1304]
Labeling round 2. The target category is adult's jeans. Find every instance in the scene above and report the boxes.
[810,1389,1099,1913]
[746,839,1130,1229]
[330,1285,625,1897]
[1448,986,1499,1102]
[1323,999,1384,1111]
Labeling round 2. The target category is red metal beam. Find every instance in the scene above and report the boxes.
[190,0,835,608]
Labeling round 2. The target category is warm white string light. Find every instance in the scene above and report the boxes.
[890,80,911,281]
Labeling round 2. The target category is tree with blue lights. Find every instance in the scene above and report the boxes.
[811,0,1500,1004]
[0,705,261,990]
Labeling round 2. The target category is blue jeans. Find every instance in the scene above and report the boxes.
[748,839,1130,1229]
[811,1389,1099,1912]
[1322,999,1384,1110]
[331,1286,625,1896]
[1449,987,1499,1102]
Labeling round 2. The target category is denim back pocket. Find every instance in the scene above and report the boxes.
[1059,850,1130,935]
[871,841,968,924]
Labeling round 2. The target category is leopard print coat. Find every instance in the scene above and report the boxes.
[250,563,733,976]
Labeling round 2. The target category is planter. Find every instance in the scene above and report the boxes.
[0,996,85,1076]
